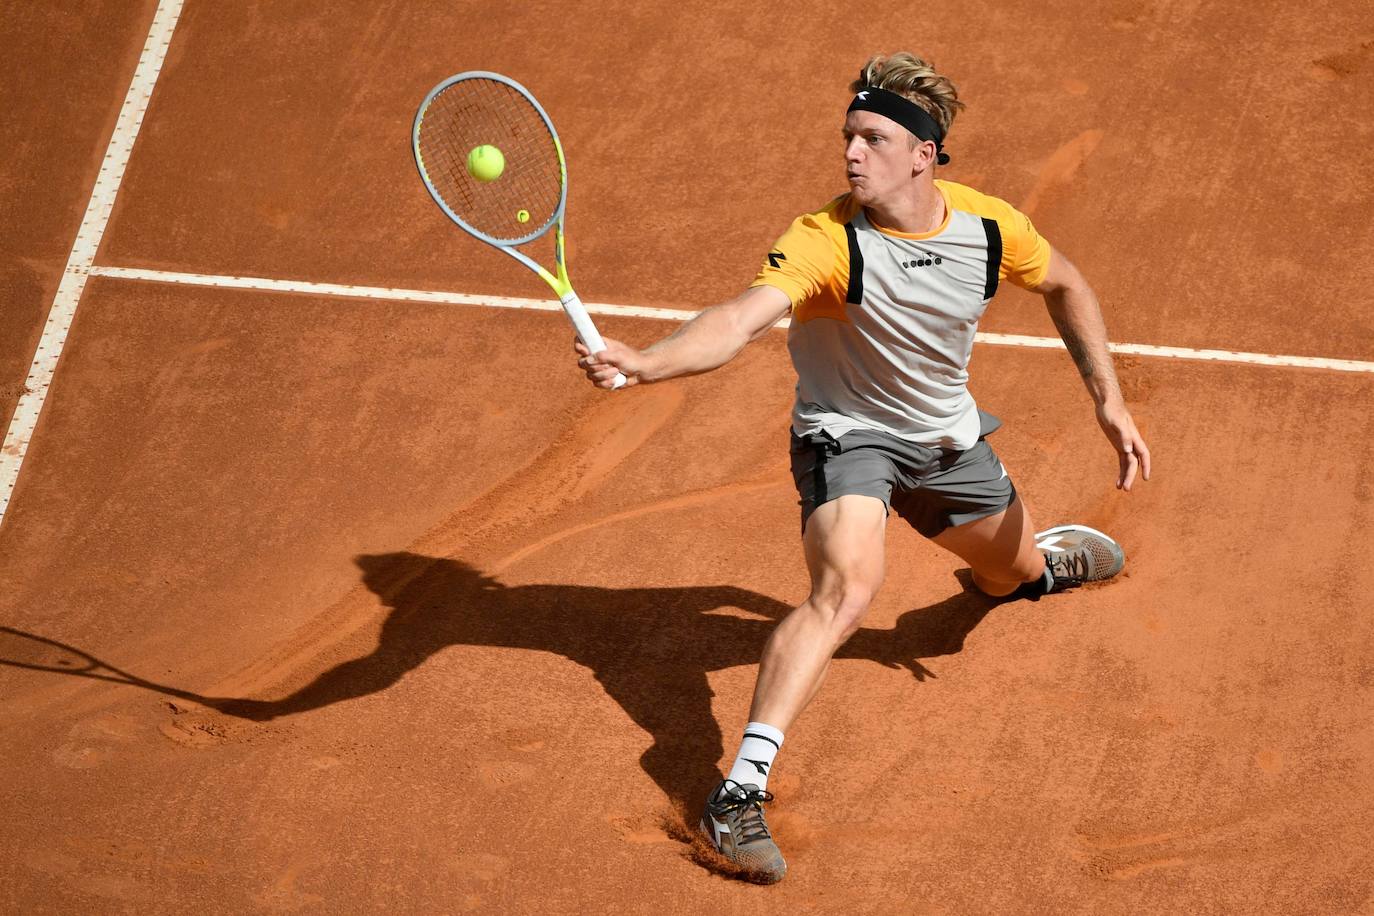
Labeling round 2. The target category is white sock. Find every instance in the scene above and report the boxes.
[726,721,784,791]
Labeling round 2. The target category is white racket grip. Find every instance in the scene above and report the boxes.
[560,291,626,389]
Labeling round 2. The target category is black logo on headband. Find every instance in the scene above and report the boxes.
[847,87,950,165]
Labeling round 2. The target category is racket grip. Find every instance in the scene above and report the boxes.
[560,292,627,390]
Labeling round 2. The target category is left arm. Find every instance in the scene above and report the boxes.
[1036,248,1152,491]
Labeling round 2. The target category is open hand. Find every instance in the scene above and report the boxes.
[1096,401,1151,491]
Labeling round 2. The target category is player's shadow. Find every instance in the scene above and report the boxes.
[0,553,1003,820]
[222,552,1002,818]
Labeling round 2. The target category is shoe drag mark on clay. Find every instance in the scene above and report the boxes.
[252,862,324,911]
[490,477,785,575]
[1070,814,1265,881]
[426,381,689,556]
[202,384,688,703]
[51,713,142,769]
[1020,129,1104,218]
[607,812,673,844]
[1310,39,1374,81]
[445,853,510,912]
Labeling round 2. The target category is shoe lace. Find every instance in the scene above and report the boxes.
[1047,548,1088,587]
[711,781,776,844]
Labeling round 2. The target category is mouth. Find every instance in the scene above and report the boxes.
[847,173,864,183]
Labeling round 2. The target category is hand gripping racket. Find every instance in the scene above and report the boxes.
[413,71,626,388]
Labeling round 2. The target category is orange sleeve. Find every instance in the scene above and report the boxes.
[749,197,856,322]
[937,181,1052,290]
[749,212,836,306]
[999,205,1052,290]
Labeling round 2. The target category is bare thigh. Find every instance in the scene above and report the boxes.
[745,494,888,729]
[802,493,889,598]
[931,494,1044,594]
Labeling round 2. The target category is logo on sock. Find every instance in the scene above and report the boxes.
[745,758,770,776]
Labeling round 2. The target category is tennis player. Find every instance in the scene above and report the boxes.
[575,52,1150,883]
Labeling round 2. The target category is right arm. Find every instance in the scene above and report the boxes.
[574,284,791,388]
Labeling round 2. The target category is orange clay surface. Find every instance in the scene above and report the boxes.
[3,3,1374,913]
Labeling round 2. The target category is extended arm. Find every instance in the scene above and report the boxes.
[575,285,792,388]
[1037,249,1152,491]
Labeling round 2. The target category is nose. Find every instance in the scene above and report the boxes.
[845,136,864,164]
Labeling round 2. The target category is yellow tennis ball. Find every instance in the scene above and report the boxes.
[517,209,530,223]
[466,145,505,182]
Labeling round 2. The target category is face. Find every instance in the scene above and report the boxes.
[842,110,931,205]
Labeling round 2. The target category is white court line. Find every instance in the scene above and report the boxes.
[0,0,184,531]
[87,265,1374,375]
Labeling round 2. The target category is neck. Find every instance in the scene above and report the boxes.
[863,177,944,234]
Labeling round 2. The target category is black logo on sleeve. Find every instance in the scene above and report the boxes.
[767,251,787,269]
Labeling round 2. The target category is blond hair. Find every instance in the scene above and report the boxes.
[850,52,965,136]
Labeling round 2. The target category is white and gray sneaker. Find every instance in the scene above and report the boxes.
[700,779,786,883]
[1034,524,1125,592]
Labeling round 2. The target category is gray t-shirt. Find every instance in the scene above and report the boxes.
[751,181,1052,450]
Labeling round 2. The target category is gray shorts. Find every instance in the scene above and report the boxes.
[789,413,1016,538]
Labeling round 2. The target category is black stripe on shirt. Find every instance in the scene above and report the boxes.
[844,221,865,304]
[980,217,1002,300]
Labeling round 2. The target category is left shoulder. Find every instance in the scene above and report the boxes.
[936,179,1026,224]
[936,180,1053,290]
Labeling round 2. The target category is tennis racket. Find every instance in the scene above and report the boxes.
[412,71,625,389]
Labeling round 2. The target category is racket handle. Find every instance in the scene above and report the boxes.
[560,292,627,390]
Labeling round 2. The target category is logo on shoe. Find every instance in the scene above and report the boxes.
[1036,534,1069,552]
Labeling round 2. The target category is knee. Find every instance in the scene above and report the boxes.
[1010,550,1047,583]
[809,577,880,643]
[975,550,1044,588]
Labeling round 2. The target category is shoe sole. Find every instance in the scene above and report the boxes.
[697,816,787,884]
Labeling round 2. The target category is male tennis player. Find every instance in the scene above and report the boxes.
[575,52,1150,883]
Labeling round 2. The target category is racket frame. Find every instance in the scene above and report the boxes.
[413,71,624,386]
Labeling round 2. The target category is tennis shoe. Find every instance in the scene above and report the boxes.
[1034,524,1125,592]
[699,779,787,883]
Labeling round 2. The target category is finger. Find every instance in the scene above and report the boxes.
[590,365,624,383]
[1117,448,1137,491]
[597,373,630,390]
[573,339,590,356]
[1137,441,1152,481]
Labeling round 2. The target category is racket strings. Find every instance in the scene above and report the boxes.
[0,626,97,672]
[417,78,563,241]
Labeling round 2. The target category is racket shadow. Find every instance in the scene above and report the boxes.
[244,553,1002,820]
[0,558,1003,825]
[0,625,247,710]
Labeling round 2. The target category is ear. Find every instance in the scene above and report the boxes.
[910,138,937,176]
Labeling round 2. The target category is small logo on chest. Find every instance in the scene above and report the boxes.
[899,253,942,269]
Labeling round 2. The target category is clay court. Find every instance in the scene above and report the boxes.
[3,1,1373,912]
